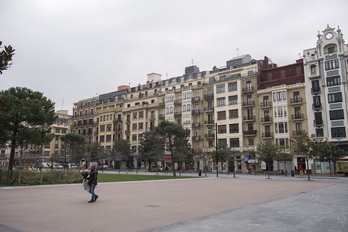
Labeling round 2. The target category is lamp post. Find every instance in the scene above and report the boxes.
[215,122,218,178]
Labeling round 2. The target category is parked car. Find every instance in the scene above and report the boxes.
[52,163,63,169]
[41,162,51,168]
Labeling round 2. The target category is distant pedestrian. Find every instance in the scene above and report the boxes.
[87,164,99,203]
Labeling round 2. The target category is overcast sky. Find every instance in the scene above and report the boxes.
[1,0,347,114]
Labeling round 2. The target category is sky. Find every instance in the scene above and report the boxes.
[1,0,347,115]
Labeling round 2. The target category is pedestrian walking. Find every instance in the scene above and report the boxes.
[87,164,99,203]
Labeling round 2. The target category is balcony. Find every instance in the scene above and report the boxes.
[312,103,322,110]
[218,130,227,134]
[260,102,272,108]
[158,103,165,108]
[293,130,305,137]
[242,87,255,93]
[192,109,201,115]
[261,117,272,123]
[262,132,274,139]
[192,97,200,102]
[204,93,214,99]
[313,120,323,127]
[205,134,215,139]
[149,116,156,121]
[243,130,257,136]
[291,114,304,121]
[243,116,255,122]
[243,101,254,107]
[192,136,201,141]
[192,122,201,128]
[204,120,214,125]
[159,114,165,120]
[229,129,239,133]
[174,100,182,105]
[311,87,321,94]
[217,116,226,121]
[290,97,303,104]
[204,106,214,112]
[174,111,182,117]
[114,118,122,123]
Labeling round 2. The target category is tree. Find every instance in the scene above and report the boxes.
[0,87,57,180]
[87,141,107,171]
[274,146,293,176]
[257,141,280,179]
[138,131,163,173]
[60,133,86,165]
[111,139,131,172]
[0,41,15,74]
[316,142,346,176]
[211,143,231,174]
[291,132,324,181]
[152,120,191,176]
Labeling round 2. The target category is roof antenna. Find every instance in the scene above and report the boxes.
[62,99,64,109]
[237,48,239,56]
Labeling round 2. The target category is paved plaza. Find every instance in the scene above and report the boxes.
[0,173,347,232]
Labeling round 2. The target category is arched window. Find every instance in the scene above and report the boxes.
[170,106,173,114]
[183,93,187,99]
[166,107,169,114]
[183,104,186,112]
[187,104,191,111]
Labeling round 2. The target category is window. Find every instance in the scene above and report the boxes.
[132,146,137,152]
[133,112,137,119]
[132,123,137,130]
[132,135,137,141]
[246,81,252,91]
[218,139,227,146]
[248,71,253,76]
[187,104,191,111]
[330,110,344,120]
[229,109,238,119]
[249,138,254,146]
[139,111,144,118]
[314,112,323,125]
[230,138,239,147]
[327,76,341,87]
[328,92,343,103]
[208,140,214,147]
[331,127,346,138]
[170,106,173,114]
[275,122,288,134]
[106,135,111,142]
[100,125,105,132]
[218,125,227,134]
[100,136,105,142]
[182,104,186,112]
[328,46,336,54]
[217,97,225,107]
[310,65,317,74]
[316,128,324,137]
[217,111,226,120]
[229,124,239,133]
[139,122,143,130]
[209,77,215,84]
[216,84,225,93]
[229,95,238,105]
[325,59,339,70]
[228,82,237,92]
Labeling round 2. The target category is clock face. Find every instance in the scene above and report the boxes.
[325,32,333,40]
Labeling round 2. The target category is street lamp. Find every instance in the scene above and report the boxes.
[215,122,218,178]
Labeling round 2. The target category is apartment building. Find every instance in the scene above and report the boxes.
[303,25,348,173]
[258,57,306,172]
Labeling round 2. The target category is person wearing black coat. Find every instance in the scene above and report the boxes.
[87,164,99,203]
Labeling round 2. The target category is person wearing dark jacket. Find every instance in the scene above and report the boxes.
[87,164,99,203]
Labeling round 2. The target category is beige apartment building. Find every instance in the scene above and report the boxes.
[70,54,310,173]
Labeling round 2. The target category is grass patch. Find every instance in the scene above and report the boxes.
[98,173,199,182]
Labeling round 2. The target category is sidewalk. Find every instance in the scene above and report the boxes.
[1,173,347,232]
